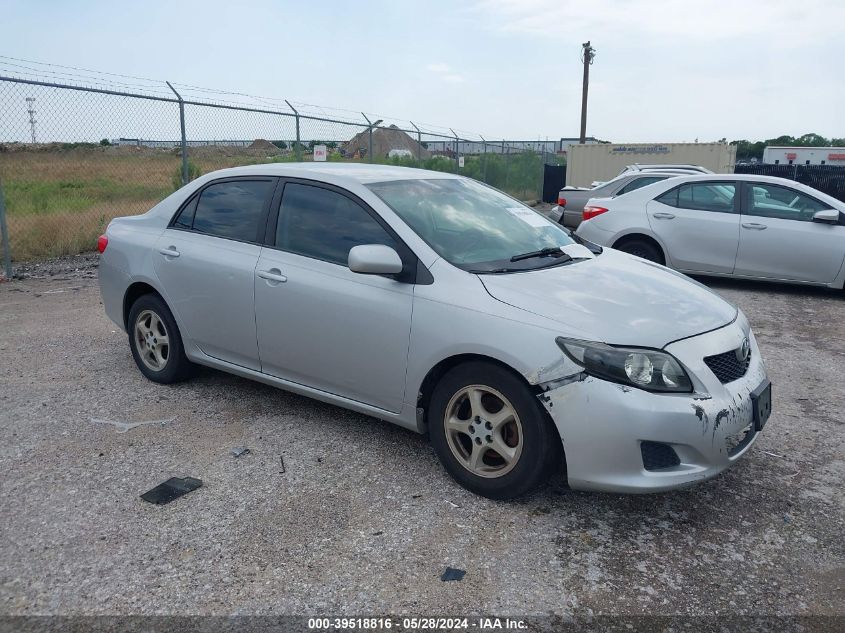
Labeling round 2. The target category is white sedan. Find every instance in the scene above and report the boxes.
[575,174,845,288]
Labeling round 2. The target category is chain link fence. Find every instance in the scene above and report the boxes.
[0,74,563,272]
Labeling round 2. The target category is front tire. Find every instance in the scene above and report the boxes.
[429,362,562,500]
[127,294,194,384]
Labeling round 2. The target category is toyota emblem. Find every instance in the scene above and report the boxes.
[737,337,751,362]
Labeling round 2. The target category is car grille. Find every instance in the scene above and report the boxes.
[703,348,751,383]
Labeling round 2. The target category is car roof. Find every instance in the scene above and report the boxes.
[627,163,710,171]
[601,173,844,207]
[670,173,815,184]
[191,162,462,185]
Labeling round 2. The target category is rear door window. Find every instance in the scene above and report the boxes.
[678,183,736,212]
[190,180,274,242]
[172,196,197,229]
[658,182,736,213]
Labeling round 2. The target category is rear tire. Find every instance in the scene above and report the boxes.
[616,239,663,264]
[429,362,562,500]
[127,294,194,384]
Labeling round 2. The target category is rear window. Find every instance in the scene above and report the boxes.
[657,182,736,213]
[191,180,273,242]
[618,176,666,195]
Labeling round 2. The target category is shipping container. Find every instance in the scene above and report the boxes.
[566,142,736,187]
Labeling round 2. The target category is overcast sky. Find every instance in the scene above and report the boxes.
[2,0,843,142]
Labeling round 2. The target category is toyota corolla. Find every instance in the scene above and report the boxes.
[98,163,772,499]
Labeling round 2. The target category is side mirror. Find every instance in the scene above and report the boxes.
[812,209,840,224]
[348,244,403,275]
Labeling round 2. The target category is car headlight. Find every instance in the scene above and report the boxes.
[555,337,692,393]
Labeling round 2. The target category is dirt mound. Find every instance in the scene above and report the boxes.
[248,138,280,152]
[342,125,430,159]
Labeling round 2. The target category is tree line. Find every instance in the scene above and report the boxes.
[730,133,845,161]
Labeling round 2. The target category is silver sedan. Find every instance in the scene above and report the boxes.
[99,164,772,499]
[575,174,845,288]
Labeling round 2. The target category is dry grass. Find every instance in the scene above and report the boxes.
[0,148,277,260]
[0,146,545,261]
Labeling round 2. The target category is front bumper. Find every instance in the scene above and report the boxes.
[539,318,769,493]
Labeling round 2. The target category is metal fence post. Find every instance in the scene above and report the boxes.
[361,113,374,163]
[480,135,487,183]
[285,100,301,161]
[538,150,546,201]
[166,82,189,186]
[0,179,12,279]
[504,142,511,191]
[410,121,422,167]
[450,129,459,174]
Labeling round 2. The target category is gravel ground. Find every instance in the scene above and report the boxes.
[0,256,843,622]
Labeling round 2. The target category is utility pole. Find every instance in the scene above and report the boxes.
[579,41,595,144]
[25,97,37,144]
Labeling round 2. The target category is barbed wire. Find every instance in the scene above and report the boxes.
[0,54,520,141]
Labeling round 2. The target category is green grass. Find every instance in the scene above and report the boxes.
[5,178,170,216]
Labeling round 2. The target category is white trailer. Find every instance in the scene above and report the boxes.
[762,146,845,166]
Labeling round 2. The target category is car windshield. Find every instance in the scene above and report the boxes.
[367,178,577,273]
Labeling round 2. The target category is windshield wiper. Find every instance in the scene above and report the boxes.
[510,246,571,263]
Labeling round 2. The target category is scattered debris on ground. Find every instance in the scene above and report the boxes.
[230,446,250,458]
[91,416,176,434]
[440,567,466,582]
[8,252,99,280]
[140,477,203,505]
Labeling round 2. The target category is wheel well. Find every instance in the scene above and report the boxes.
[123,282,162,329]
[612,233,666,265]
[416,354,541,434]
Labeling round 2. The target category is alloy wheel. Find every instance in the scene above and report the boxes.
[443,385,523,478]
[134,309,170,371]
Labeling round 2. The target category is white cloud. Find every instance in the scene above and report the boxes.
[426,63,453,73]
[472,0,845,44]
[427,63,465,84]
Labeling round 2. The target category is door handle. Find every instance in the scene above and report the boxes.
[257,268,287,283]
[741,223,767,230]
[652,212,675,220]
[158,246,180,258]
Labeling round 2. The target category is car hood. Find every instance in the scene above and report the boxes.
[479,249,737,349]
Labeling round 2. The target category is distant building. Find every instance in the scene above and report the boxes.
[422,137,600,155]
[762,146,845,166]
[112,138,253,148]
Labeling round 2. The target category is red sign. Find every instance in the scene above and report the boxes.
[828,153,845,160]
[785,152,797,160]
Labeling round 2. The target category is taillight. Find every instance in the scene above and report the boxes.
[97,234,108,253]
[557,196,567,207]
[582,206,609,221]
